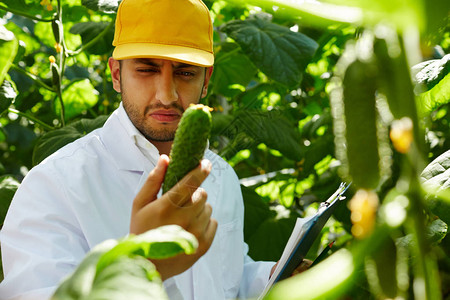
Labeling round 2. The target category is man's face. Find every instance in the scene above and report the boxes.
[109,58,212,142]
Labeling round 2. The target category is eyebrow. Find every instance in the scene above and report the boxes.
[134,58,198,70]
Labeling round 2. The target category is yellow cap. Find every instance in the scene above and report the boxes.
[112,0,214,67]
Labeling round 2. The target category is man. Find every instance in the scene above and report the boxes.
[0,0,275,299]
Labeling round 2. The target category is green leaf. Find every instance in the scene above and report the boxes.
[81,0,120,14]
[0,175,20,227]
[247,214,298,261]
[52,225,195,300]
[0,25,18,86]
[32,115,108,165]
[418,73,450,113]
[88,256,168,300]
[241,185,274,241]
[421,149,450,225]
[96,225,198,272]
[237,110,303,161]
[413,54,450,90]
[57,79,99,119]
[221,17,318,88]
[217,109,303,161]
[52,240,118,300]
[69,22,114,55]
[427,218,447,245]
[211,43,257,97]
[0,80,17,115]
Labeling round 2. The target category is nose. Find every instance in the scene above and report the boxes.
[155,67,178,105]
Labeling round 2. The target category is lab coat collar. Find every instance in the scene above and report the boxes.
[100,105,155,173]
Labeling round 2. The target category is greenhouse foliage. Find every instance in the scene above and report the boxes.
[0,0,449,299]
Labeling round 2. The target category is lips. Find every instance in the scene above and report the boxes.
[150,109,181,122]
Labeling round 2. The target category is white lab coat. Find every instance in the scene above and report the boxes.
[0,104,274,300]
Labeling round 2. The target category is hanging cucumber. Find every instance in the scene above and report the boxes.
[342,57,380,189]
[162,104,212,194]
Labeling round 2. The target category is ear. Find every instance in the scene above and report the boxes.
[109,57,121,93]
[201,66,214,98]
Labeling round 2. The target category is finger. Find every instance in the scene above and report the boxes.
[133,155,169,211]
[292,259,313,276]
[164,159,211,206]
[196,218,217,255]
[189,202,213,237]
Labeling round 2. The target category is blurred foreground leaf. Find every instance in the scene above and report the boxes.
[52,225,197,300]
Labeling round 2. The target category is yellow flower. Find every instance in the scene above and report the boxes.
[40,0,52,11]
[54,43,62,53]
[390,117,413,154]
[49,55,56,64]
[348,189,379,239]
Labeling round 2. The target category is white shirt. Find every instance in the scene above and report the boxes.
[0,104,274,300]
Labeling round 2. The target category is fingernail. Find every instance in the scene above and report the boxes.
[192,188,204,202]
[201,159,212,172]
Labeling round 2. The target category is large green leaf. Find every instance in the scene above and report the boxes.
[52,225,196,300]
[87,256,167,300]
[241,185,274,242]
[0,80,16,115]
[96,225,198,272]
[0,25,18,86]
[221,17,318,88]
[211,42,257,97]
[237,110,303,161]
[57,79,100,120]
[69,22,114,55]
[413,54,450,91]
[217,109,303,161]
[0,175,20,227]
[418,73,450,114]
[32,115,108,165]
[247,214,298,261]
[421,149,450,225]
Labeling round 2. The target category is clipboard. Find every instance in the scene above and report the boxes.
[258,182,351,299]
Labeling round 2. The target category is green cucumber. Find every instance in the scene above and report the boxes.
[342,58,380,189]
[162,104,212,194]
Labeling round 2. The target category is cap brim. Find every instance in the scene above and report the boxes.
[112,43,214,67]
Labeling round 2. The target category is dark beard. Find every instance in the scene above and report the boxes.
[122,99,184,142]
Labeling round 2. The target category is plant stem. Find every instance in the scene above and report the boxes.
[55,0,65,126]
[10,65,55,92]
[7,108,54,131]
[406,164,441,300]
[0,4,53,22]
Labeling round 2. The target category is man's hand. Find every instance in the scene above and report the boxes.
[130,154,218,280]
